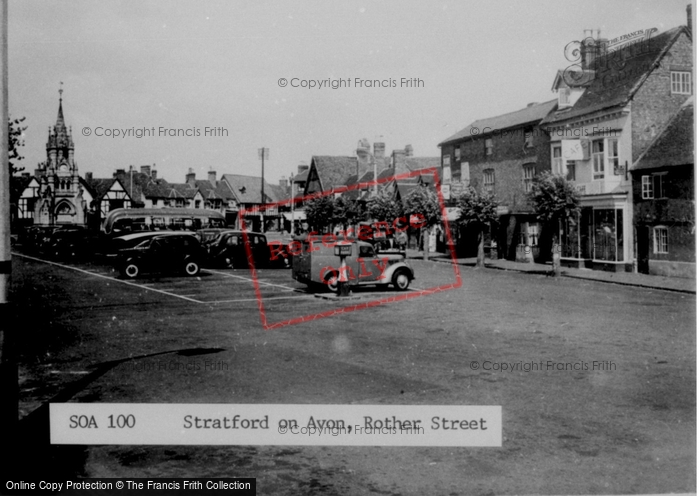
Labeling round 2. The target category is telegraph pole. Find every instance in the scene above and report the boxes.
[0,0,17,434]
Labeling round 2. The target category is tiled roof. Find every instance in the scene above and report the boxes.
[293,169,308,183]
[543,26,689,124]
[632,99,694,171]
[84,177,116,199]
[404,157,441,173]
[222,174,280,204]
[309,156,357,191]
[440,100,558,145]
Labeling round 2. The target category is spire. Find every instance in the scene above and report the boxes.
[56,82,65,127]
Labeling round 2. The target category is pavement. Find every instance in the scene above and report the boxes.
[404,248,696,294]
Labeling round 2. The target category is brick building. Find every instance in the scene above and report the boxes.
[542,22,693,272]
[630,99,694,278]
[439,100,557,260]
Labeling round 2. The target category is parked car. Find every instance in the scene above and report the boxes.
[42,225,105,261]
[292,237,414,292]
[197,229,271,269]
[115,233,205,279]
[105,231,188,260]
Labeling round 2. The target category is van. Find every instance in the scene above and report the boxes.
[291,236,414,292]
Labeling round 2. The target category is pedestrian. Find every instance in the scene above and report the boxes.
[395,229,408,251]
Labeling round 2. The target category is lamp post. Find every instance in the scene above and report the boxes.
[258,147,268,232]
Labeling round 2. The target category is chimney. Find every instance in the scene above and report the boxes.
[392,149,408,174]
[297,162,309,174]
[85,172,93,181]
[208,170,217,186]
[151,167,157,180]
[356,138,371,177]
[186,167,195,185]
[21,172,30,179]
[140,165,151,176]
[404,144,413,157]
[688,4,693,36]
[115,168,125,177]
[373,142,385,159]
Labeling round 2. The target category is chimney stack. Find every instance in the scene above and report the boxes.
[115,168,125,177]
[356,138,371,177]
[404,144,413,157]
[186,167,195,185]
[688,4,693,36]
[373,142,385,159]
[208,170,217,186]
[140,165,151,176]
[297,162,309,174]
[151,167,157,180]
[85,172,93,181]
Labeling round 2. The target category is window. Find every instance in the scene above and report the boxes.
[454,148,461,162]
[671,71,692,94]
[566,161,576,181]
[642,175,653,199]
[559,87,571,107]
[523,164,535,192]
[641,173,666,199]
[608,138,620,174]
[524,126,534,148]
[461,162,470,183]
[485,138,493,156]
[592,139,605,180]
[552,145,563,175]
[442,155,451,167]
[653,226,669,254]
[483,169,495,193]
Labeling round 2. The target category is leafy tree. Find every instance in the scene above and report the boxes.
[456,186,499,268]
[366,189,402,223]
[403,186,441,260]
[304,194,335,233]
[9,116,27,175]
[332,195,361,230]
[528,171,581,276]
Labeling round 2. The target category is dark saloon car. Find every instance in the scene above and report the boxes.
[197,229,271,269]
[115,233,205,279]
[42,225,104,261]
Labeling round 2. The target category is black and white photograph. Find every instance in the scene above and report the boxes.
[0,1,696,494]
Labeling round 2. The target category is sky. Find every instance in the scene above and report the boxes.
[8,0,693,186]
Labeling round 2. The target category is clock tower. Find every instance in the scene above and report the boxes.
[34,85,86,226]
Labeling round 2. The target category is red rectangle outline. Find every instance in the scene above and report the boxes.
[239,167,462,330]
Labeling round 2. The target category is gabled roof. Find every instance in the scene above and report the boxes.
[84,177,116,199]
[440,100,558,145]
[293,169,309,183]
[543,26,690,125]
[221,174,280,204]
[632,98,694,171]
[309,156,357,191]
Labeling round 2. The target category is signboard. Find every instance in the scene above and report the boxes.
[562,140,583,160]
[334,243,352,256]
[441,184,451,200]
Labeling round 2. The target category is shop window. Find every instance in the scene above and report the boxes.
[593,208,624,261]
[653,226,669,254]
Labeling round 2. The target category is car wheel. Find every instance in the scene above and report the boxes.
[325,272,339,293]
[184,260,200,276]
[392,270,411,291]
[122,262,140,279]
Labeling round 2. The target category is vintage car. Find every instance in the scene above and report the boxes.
[291,237,414,292]
[115,232,204,279]
[197,229,271,269]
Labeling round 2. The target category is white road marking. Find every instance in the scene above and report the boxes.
[206,269,302,292]
[14,253,204,303]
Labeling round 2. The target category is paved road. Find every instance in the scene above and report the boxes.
[8,252,696,495]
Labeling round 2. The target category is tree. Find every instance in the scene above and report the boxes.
[528,171,581,277]
[456,186,499,268]
[9,116,27,175]
[403,186,441,260]
[366,189,402,223]
[332,195,361,230]
[304,194,335,233]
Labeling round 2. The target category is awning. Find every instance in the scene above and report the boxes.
[283,210,306,221]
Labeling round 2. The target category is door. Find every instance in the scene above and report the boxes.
[637,226,649,274]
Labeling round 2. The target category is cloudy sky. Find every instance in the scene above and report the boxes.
[8,0,692,185]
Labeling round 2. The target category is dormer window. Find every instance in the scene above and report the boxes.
[559,87,571,108]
